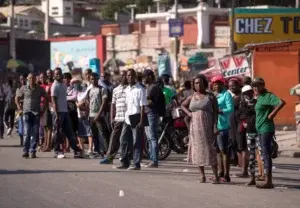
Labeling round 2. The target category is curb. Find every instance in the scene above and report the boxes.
[278,150,300,158]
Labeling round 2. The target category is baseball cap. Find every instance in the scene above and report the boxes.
[252,77,265,85]
[242,85,253,93]
[211,75,226,85]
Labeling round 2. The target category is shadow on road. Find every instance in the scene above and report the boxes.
[0,169,201,176]
[274,163,300,171]
[0,145,22,148]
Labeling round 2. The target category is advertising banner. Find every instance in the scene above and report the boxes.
[234,8,300,47]
[200,57,222,80]
[219,53,251,78]
[51,39,97,73]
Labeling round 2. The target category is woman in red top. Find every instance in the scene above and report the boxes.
[40,72,53,152]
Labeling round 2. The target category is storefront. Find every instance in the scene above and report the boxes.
[234,8,300,48]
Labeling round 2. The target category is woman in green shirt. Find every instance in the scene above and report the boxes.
[252,77,285,189]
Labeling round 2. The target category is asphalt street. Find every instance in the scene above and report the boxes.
[1,137,300,208]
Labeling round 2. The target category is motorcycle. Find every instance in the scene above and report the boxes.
[143,108,189,160]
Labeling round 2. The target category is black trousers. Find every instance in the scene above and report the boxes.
[106,121,124,159]
[4,108,15,129]
[0,101,4,137]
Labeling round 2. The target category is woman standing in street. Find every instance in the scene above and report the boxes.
[181,75,219,184]
[211,76,234,182]
[252,78,285,189]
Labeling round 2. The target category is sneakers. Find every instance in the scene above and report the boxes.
[145,162,158,168]
[54,153,66,159]
[99,157,113,164]
[57,154,66,159]
[22,152,29,158]
[30,152,37,158]
[127,166,141,171]
[74,151,84,159]
[7,128,12,136]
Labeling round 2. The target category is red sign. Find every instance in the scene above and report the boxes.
[219,53,251,78]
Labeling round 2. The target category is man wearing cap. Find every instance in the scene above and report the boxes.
[252,77,285,189]
[143,69,161,168]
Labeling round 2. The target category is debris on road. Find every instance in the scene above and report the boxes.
[119,190,124,197]
[183,169,189,172]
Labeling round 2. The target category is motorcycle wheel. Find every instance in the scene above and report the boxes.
[158,137,172,160]
[143,136,172,161]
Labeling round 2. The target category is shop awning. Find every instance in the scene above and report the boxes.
[6,59,27,69]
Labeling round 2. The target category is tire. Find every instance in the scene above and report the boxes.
[158,136,172,160]
[143,136,172,161]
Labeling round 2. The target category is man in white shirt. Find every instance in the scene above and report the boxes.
[117,69,147,170]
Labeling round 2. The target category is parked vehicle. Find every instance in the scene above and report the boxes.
[143,108,189,160]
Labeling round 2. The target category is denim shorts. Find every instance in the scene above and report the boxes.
[216,129,229,153]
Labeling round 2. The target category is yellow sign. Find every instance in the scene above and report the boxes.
[234,8,300,47]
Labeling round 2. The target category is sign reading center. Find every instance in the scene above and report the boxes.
[233,8,300,46]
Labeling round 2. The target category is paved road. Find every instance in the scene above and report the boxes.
[1,137,300,208]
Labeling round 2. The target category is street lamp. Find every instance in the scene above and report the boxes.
[126,4,137,23]
[9,0,16,59]
[44,0,49,39]
[153,0,161,13]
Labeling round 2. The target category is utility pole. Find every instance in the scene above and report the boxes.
[174,0,179,80]
[297,0,299,8]
[230,0,235,54]
[9,0,16,59]
[44,0,49,39]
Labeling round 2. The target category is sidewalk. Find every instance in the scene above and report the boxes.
[276,131,300,158]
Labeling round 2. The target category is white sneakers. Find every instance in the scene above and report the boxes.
[7,128,12,136]
[57,154,66,159]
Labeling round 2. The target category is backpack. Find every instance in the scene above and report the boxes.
[156,85,166,117]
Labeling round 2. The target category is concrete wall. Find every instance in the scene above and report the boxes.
[106,31,228,64]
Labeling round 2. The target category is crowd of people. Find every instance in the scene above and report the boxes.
[0,67,285,189]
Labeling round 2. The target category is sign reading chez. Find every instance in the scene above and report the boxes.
[219,53,251,78]
[234,8,300,47]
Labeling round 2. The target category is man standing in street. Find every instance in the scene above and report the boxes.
[117,69,147,170]
[15,73,49,158]
[99,71,114,149]
[51,68,83,159]
[100,70,127,164]
[0,81,6,139]
[143,70,162,168]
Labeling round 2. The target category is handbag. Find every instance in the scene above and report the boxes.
[129,113,149,128]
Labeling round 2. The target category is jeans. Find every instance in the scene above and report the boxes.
[23,112,40,153]
[145,112,159,165]
[52,112,80,154]
[0,101,4,137]
[90,117,107,153]
[119,123,144,168]
[259,132,274,175]
[4,108,15,129]
[216,129,229,153]
[106,121,124,160]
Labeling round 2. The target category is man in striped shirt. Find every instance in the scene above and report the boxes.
[100,70,127,164]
